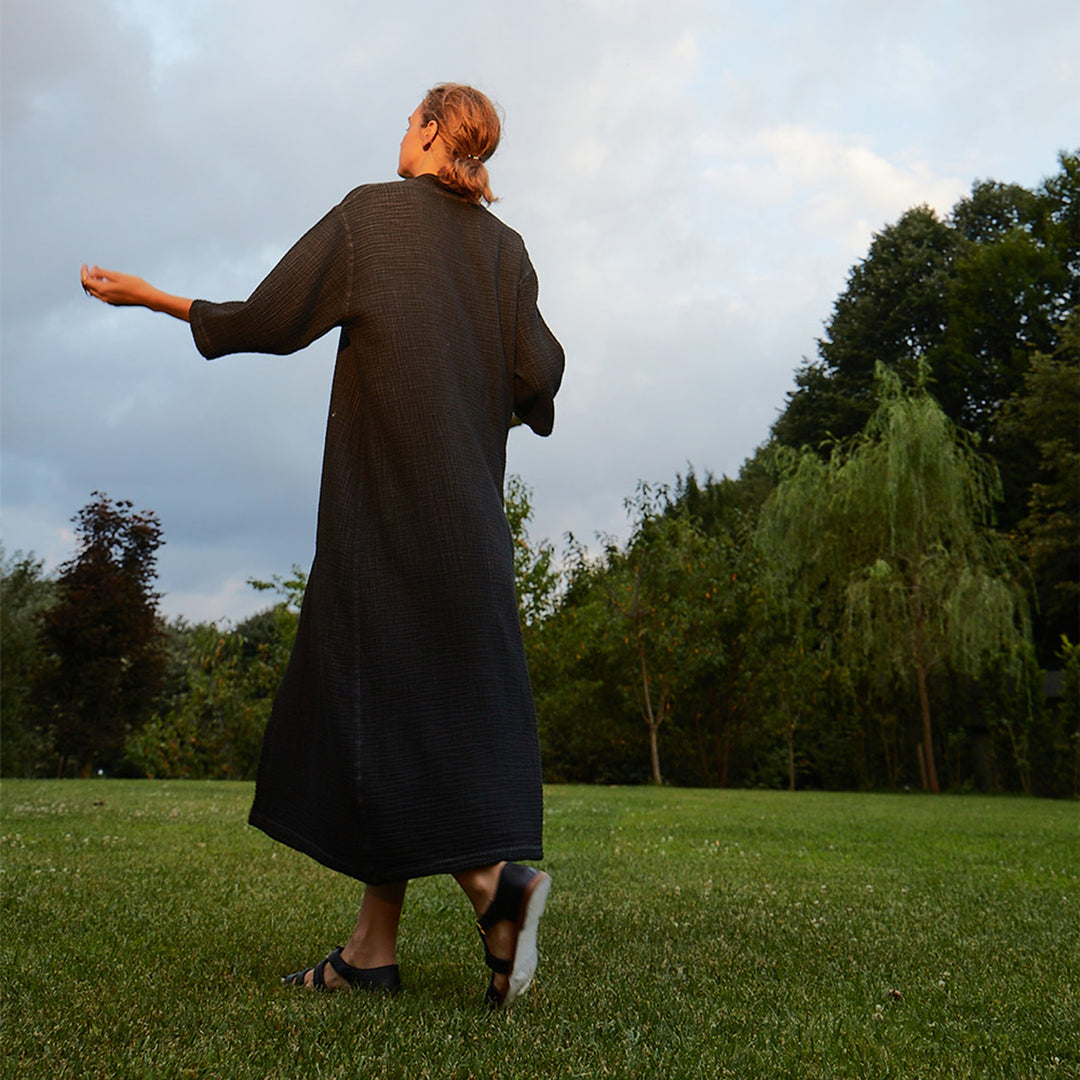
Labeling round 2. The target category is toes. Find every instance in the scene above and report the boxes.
[282,961,334,990]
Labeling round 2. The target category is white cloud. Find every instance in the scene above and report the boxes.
[3,0,1077,621]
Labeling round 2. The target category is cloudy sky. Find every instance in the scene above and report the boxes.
[3,0,1078,624]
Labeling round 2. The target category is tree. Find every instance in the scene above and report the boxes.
[994,313,1080,662]
[774,156,1077,459]
[771,156,1077,675]
[527,541,646,784]
[663,468,770,788]
[505,474,560,628]
[247,563,308,621]
[598,487,730,784]
[127,621,276,779]
[773,204,958,450]
[759,369,1032,792]
[127,571,304,779]
[34,493,166,776]
[0,550,57,775]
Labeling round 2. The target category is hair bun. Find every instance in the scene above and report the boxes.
[421,83,500,204]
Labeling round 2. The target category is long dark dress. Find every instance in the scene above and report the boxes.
[189,175,564,884]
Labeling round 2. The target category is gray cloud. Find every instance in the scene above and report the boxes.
[3,0,1078,623]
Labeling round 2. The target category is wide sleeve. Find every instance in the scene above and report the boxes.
[189,204,352,360]
[513,257,565,436]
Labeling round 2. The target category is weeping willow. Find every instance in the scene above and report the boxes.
[760,364,1031,791]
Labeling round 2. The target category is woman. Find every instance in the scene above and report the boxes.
[81,83,564,1008]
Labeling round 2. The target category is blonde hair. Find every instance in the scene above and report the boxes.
[421,83,501,205]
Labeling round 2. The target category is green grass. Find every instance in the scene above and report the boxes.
[2,782,1077,1079]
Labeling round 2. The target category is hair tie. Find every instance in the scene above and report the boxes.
[466,154,483,161]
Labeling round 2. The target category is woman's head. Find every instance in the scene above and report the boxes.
[403,83,501,205]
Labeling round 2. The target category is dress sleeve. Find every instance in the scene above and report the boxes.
[513,257,565,436]
[189,204,351,360]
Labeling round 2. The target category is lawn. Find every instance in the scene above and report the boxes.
[1,781,1077,1079]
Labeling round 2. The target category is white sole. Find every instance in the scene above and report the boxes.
[504,871,552,1006]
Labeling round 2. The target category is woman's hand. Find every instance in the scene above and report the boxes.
[80,264,193,321]
[80,264,153,306]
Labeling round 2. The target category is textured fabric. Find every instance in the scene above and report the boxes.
[189,175,564,884]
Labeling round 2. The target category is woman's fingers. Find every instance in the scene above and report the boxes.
[81,263,111,300]
[79,264,149,306]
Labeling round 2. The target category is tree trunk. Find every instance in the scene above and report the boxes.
[637,632,663,785]
[911,579,941,794]
[718,711,731,788]
[692,711,712,787]
[787,724,796,791]
[915,661,940,793]
[648,720,663,785]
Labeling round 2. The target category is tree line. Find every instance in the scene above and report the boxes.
[2,154,1076,793]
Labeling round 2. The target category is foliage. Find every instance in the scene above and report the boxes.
[994,312,1080,660]
[773,204,959,449]
[247,563,308,617]
[31,493,166,776]
[599,488,710,783]
[774,154,1077,457]
[127,624,266,779]
[759,369,1033,793]
[527,538,648,784]
[126,574,304,780]
[771,154,1078,664]
[532,479,762,788]
[1029,635,1080,798]
[5,162,1076,795]
[3,782,1077,1079]
[0,550,57,776]
[531,430,1060,794]
[505,474,560,626]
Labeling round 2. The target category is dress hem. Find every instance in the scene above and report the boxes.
[249,808,543,886]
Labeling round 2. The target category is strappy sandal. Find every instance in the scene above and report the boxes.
[282,946,401,993]
[476,862,552,1009]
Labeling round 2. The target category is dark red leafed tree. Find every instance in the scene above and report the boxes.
[36,493,166,776]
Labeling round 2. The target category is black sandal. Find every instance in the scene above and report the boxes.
[476,863,552,1008]
[282,947,401,993]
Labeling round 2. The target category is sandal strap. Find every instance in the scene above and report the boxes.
[326,946,357,984]
[477,863,537,933]
[476,918,512,974]
[479,941,512,975]
[484,974,506,1009]
[326,947,402,991]
[477,863,540,975]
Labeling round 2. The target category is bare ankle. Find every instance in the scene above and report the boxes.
[454,862,505,916]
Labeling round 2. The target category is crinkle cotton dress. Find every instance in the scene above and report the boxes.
[189,175,564,884]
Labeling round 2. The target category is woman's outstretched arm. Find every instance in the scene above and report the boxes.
[80,264,192,322]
